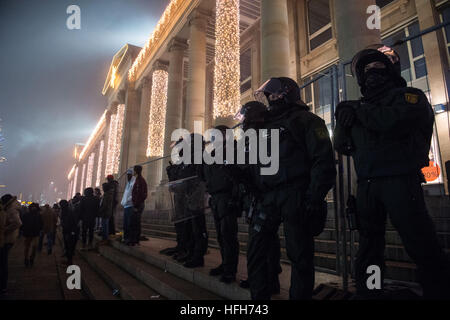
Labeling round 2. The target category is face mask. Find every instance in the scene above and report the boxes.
[364,68,391,91]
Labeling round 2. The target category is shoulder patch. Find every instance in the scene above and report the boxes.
[405,93,419,104]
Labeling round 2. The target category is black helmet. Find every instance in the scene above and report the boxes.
[254,77,302,107]
[351,44,401,86]
[235,101,267,129]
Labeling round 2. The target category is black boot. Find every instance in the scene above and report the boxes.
[184,257,204,268]
[209,265,224,276]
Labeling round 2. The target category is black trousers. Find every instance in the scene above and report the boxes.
[130,204,144,244]
[355,174,450,299]
[247,188,314,300]
[81,219,95,245]
[109,209,116,235]
[64,232,78,264]
[187,211,208,261]
[175,219,192,252]
[0,244,12,291]
[211,193,239,276]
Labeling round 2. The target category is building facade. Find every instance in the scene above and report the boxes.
[66,0,450,203]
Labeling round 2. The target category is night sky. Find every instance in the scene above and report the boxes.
[0,0,168,200]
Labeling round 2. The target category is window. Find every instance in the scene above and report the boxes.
[307,0,332,51]
[439,5,450,62]
[240,48,252,94]
[376,0,395,8]
[383,21,428,85]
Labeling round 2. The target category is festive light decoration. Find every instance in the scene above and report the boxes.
[67,164,76,180]
[213,0,240,119]
[146,69,168,157]
[110,66,117,89]
[80,163,86,193]
[128,0,185,81]
[67,180,72,200]
[72,166,78,197]
[85,152,95,188]
[0,118,6,163]
[96,140,104,187]
[105,113,117,176]
[78,110,106,162]
[114,105,125,174]
[105,105,125,175]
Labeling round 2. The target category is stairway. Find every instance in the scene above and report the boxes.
[134,195,450,284]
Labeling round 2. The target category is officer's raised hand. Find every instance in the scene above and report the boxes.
[335,101,359,127]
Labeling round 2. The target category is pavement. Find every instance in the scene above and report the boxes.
[0,233,86,300]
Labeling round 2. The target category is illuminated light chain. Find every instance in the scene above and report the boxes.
[67,164,76,180]
[67,180,72,200]
[128,0,184,81]
[113,104,125,174]
[80,163,86,194]
[96,140,104,187]
[85,152,95,188]
[72,166,78,198]
[213,0,240,119]
[146,69,168,157]
[105,113,118,176]
[78,110,106,161]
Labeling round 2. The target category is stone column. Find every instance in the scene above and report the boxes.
[120,84,141,177]
[333,0,380,99]
[136,76,152,185]
[161,38,188,184]
[147,61,169,194]
[415,0,450,193]
[101,110,112,184]
[185,9,209,132]
[260,0,290,81]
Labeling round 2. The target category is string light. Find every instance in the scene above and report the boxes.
[110,66,117,89]
[105,113,117,176]
[128,0,184,81]
[85,152,95,188]
[213,0,240,119]
[78,110,106,162]
[96,140,104,187]
[146,69,168,157]
[80,163,86,193]
[67,164,76,180]
[113,104,125,174]
[72,166,78,197]
[105,105,125,175]
[67,180,72,200]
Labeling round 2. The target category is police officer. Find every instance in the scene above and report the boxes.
[164,159,193,263]
[236,101,283,296]
[201,125,240,283]
[333,45,450,299]
[246,77,336,300]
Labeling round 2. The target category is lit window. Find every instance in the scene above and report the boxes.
[307,0,332,51]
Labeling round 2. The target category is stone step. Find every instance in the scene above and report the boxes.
[138,227,419,282]
[108,238,254,300]
[75,251,120,300]
[78,249,165,300]
[98,245,222,300]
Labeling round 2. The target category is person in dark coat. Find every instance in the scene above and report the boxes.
[99,183,114,242]
[21,203,42,267]
[59,200,80,265]
[80,188,99,250]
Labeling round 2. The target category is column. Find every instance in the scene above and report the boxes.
[120,84,141,176]
[147,61,169,192]
[415,0,450,193]
[185,9,209,132]
[101,110,112,184]
[161,38,188,184]
[333,0,380,99]
[260,0,290,81]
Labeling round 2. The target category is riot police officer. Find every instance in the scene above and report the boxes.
[201,125,240,283]
[333,45,450,299]
[245,77,336,300]
[236,101,283,296]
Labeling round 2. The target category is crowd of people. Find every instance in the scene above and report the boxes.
[1,45,450,300]
[0,165,148,296]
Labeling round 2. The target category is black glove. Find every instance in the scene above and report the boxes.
[336,101,359,128]
[305,200,328,236]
